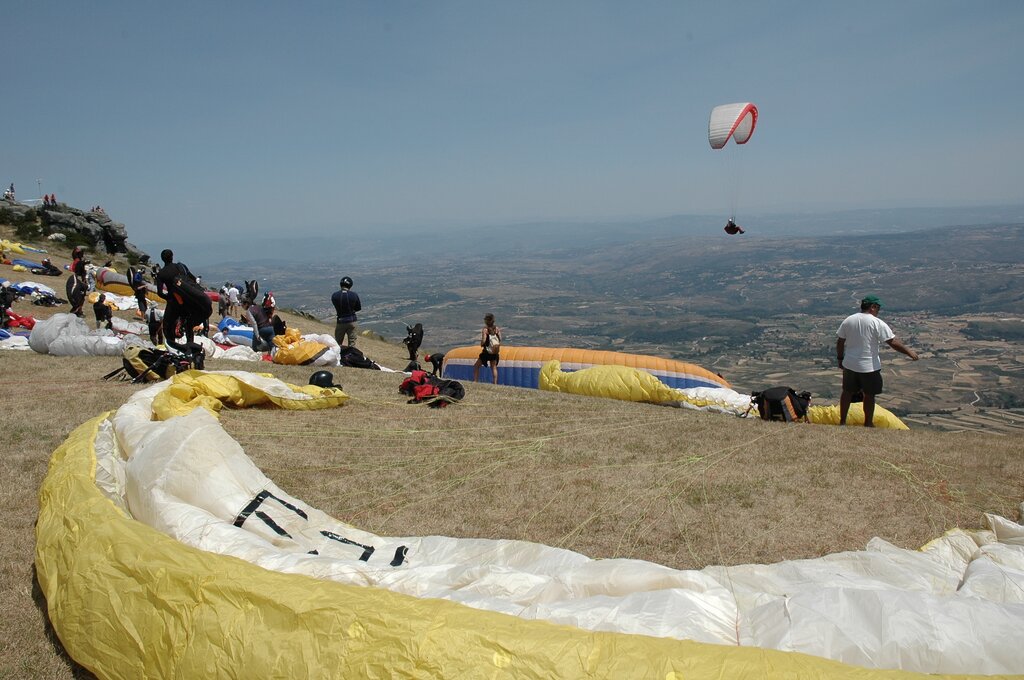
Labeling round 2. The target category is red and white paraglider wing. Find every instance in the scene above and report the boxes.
[708,102,758,149]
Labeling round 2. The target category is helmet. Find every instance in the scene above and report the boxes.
[339,276,353,288]
[309,370,341,390]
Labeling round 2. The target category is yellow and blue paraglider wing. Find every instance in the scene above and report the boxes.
[443,345,730,390]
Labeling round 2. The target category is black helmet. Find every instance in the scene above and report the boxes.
[339,276,353,288]
[309,370,341,390]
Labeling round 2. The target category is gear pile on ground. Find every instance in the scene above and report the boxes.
[398,370,465,407]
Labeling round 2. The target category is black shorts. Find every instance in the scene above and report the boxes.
[842,368,883,396]
[479,350,500,366]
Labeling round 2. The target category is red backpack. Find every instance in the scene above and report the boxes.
[399,370,465,408]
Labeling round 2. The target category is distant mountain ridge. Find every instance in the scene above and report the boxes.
[146,204,1024,269]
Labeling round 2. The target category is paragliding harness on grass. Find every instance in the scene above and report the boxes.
[748,386,812,423]
[102,343,205,384]
[399,370,465,408]
[32,291,63,307]
[338,345,382,370]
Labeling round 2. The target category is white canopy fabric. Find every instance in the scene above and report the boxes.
[709,102,758,149]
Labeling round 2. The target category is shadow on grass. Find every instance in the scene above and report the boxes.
[31,565,98,680]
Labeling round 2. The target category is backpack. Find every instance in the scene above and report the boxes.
[750,386,812,422]
[338,345,381,370]
[486,331,500,353]
[170,263,213,318]
[398,370,465,408]
[32,292,62,307]
[102,345,198,383]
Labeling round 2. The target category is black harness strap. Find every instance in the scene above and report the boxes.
[233,490,309,527]
[320,530,375,562]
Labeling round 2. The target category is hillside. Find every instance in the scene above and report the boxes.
[2,212,1023,677]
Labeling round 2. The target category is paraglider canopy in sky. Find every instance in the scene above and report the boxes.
[708,102,758,149]
[709,102,758,229]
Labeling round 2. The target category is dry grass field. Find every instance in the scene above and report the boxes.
[1,227,1022,678]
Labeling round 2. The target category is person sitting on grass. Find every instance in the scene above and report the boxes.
[93,294,114,331]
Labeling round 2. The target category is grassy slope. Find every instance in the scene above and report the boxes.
[2,223,1022,678]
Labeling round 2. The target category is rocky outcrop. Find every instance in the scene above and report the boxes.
[0,198,35,220]
[39,205,147,260]
[1,197,149,261]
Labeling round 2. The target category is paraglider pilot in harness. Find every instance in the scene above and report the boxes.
[154,248,211,364]
[724,219,745,235]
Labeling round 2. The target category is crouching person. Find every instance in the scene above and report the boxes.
[244,296,276,352]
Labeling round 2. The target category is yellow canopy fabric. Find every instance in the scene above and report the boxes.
[808,404,909,430]
[272,327,331,366]
[1,238,27,254]
[539,360,753,415]
[150,370,348,420]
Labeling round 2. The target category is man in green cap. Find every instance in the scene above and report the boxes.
[836,295,919,427]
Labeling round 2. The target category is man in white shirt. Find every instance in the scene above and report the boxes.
[836,295,919,427]
[227,284,240,316]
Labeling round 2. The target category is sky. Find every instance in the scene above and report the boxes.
[4,1,1024,244]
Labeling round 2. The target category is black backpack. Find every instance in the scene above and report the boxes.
[170,263,213,318]
[338,345,381,370]
[750,386,812,422]
[103,343,205,383]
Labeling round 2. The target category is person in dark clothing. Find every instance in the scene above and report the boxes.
[0,281,17,328]
[331,276,361,347]
[130,267,149,317]
[424,352,445,376]
[66,267,87,317]
[146,305,164,345]
[70,246,87,275]
[155,248,211,353]
[36,258,61,276]
[403,323,424,361]
[93,294,114,330]
[244,297,276,352]
[724,219,745,235]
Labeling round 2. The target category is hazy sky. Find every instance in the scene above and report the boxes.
[5,1,1023,243]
